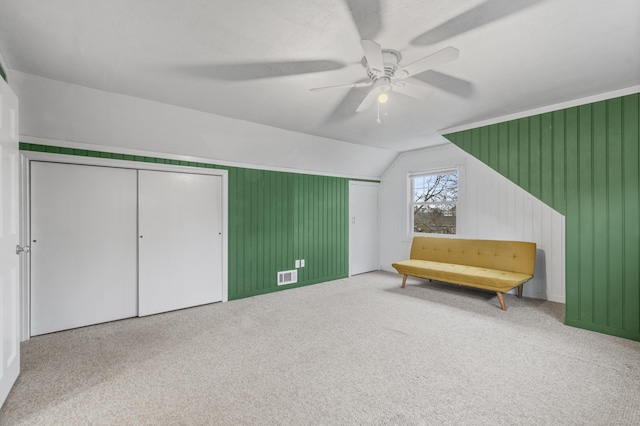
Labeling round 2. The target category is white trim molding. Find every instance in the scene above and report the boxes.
[440,85,640,135]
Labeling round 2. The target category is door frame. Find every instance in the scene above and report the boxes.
[20,149,229,341]
[0,69,20,408]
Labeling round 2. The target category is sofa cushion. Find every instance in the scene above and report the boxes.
[409,237,536,276]
[392,259,532,292]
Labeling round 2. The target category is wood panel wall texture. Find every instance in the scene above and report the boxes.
[227,168,348,299]
[445,93,640,341]
[20,143,351,301]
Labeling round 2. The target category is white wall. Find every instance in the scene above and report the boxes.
[12,71,397,180]
[379,136,565,303]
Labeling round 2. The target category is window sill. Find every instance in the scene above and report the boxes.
[407,233,458,241]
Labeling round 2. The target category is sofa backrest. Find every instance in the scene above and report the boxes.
[410,236,536,276]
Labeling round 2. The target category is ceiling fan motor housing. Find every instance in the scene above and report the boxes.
[362,49,402,81]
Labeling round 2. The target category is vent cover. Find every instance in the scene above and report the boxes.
[277,269,298,286]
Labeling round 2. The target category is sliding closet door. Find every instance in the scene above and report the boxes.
[30,162,138,336]
[138,170,223,316]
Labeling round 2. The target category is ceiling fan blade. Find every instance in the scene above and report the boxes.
[396,46,459,78]
[345,0,382,40]
[323,86,367,124]
[360,40,385,78]
[413,71,474,98]
[310,81,372,93]
[392,78,433,100]
[411,0,542,46]
[355,86,383,112]
[180,60,345,81]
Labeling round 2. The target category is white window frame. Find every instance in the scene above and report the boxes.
[408,167,459,237]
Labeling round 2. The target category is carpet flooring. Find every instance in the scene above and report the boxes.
[1,271,639,425]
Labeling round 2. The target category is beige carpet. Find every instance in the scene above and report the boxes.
[1,271,639,425]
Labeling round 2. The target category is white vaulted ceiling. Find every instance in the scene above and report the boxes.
[0,0,639,152]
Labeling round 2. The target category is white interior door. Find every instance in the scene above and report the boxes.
[138,170,222,316]
[0,76,20,407]
[30,162,138,336]
[349,182,379,276]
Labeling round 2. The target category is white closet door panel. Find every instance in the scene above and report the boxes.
[30,162,138,336]
[349,182,379,275]
[138,170,222,316]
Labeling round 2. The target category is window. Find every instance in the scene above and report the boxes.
[410,170,458,235]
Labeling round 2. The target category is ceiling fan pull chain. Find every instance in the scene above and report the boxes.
[377,100,381,124]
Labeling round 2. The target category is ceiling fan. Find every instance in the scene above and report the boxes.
[185,0,540,118]
[310,40,459,113]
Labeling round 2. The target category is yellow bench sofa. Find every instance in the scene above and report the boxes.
[392,236,536,310]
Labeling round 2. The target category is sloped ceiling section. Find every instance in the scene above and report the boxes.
[13,72,397,179]
[0,0,638,153]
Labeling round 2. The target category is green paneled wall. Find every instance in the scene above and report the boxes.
[20,143,355,300]
[445,93,640,341]
[228,168,349,299]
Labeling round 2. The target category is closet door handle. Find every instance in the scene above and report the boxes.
[16,245,30,254]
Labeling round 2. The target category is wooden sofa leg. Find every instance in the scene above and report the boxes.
[496,292,506,311]
[401,275,408,288]
[517,285,523,299]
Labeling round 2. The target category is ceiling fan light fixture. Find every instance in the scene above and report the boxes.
[378,93,388,103]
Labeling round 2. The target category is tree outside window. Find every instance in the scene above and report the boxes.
[411,170,458,234]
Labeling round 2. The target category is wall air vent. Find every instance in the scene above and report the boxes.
[277,269,298,286]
